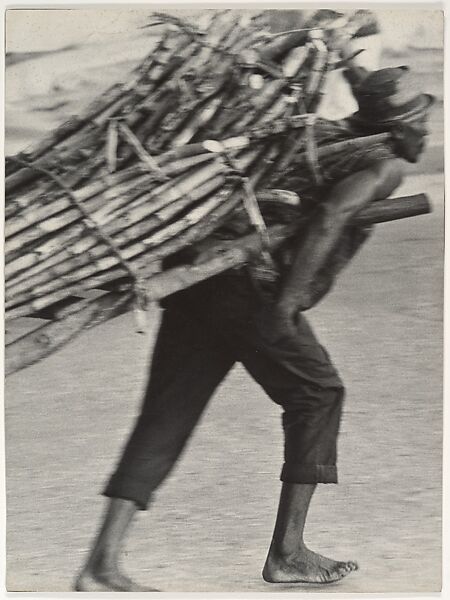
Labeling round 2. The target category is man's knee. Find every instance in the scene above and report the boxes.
[279,372,345,414]
[316,380,345,408]
[281,382,345,456]
[281,383,345,484]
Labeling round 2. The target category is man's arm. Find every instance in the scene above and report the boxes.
[276,158,404,316]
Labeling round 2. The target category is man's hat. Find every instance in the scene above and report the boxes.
[352,66,434,126]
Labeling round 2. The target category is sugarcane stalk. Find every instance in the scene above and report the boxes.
[5,168,133,238]
[277,132,392,180]
[258,94,294,125]
[144,35,194,85]
[271,132,307,183]
[7,162,145,224]
[230,147,262,173]
[306,37,328,98]
[9,162,151,231]
[124,92,179,155]
[114,173,227,245]
[6,156,226,285]
[282,44,311,78]
[6,169,230,304]
[6,233,95,295]
[198,84,245,139]
[6,185,242,319]
[90,159,224,239]
[5,291,133,377]
[5,170,158,259]
[307,42,332,113]
[116,121,169,180]
[158,152,215,176]
[172,96,225,147]
[143,14,239,104]
[226,80,287,133]
[5,223,87,283]
[162,12,239,79]
[99,186,242,277]
[244,113,311,141]
[150,45,239,145]
[147,90,220,152]
[158,143,215,163]
[255,107,301,188]
[316,133,391,159]
[249,142,285,188]
[205,90,254,138]
[260,30,310,62]
[175,12,259,84]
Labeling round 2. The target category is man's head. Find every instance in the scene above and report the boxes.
[348,66,434,163]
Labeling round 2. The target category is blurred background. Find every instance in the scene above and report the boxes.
[4,8,444,593]
[5,8,444,171]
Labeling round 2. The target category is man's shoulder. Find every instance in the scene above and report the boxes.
[345,157,405,199]
[359,156,405,178]
[342,154,405,182]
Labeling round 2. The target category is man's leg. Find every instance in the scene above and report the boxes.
[76,305,234,591]
[237,310,357,583]
[75,499,150,591]
[262,483,357,583]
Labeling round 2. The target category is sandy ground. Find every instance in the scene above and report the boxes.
[4,12,444,594]
[5,172,443,593]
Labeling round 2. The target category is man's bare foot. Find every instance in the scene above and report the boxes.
[74,568,159,592]
[262,546,358,584]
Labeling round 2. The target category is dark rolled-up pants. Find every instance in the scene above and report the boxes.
[104,271,344,509]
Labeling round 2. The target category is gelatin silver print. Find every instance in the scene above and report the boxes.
[4,6,444,593]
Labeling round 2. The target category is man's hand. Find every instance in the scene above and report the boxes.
[276,159,403,314]
[255,299,300,342]
[304,223,374,309]
[255,224,372,341]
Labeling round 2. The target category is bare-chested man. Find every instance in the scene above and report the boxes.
[75,66,432,591]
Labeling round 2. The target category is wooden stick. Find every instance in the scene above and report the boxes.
[5,291,133,376]
[352,193,430,226]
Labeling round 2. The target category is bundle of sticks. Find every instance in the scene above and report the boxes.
[5,9,431,375]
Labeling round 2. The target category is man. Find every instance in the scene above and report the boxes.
[75,67,432,591]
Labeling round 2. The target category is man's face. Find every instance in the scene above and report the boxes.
[396,114,429,163]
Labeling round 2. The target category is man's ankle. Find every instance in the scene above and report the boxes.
[87,552,119,575]
[269,540,307,561]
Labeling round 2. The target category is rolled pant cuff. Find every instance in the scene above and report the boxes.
[103,473,153,510]
[281,463,337,484]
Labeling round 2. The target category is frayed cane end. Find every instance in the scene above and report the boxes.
[133,282,150,334]
[134,305,147,334]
